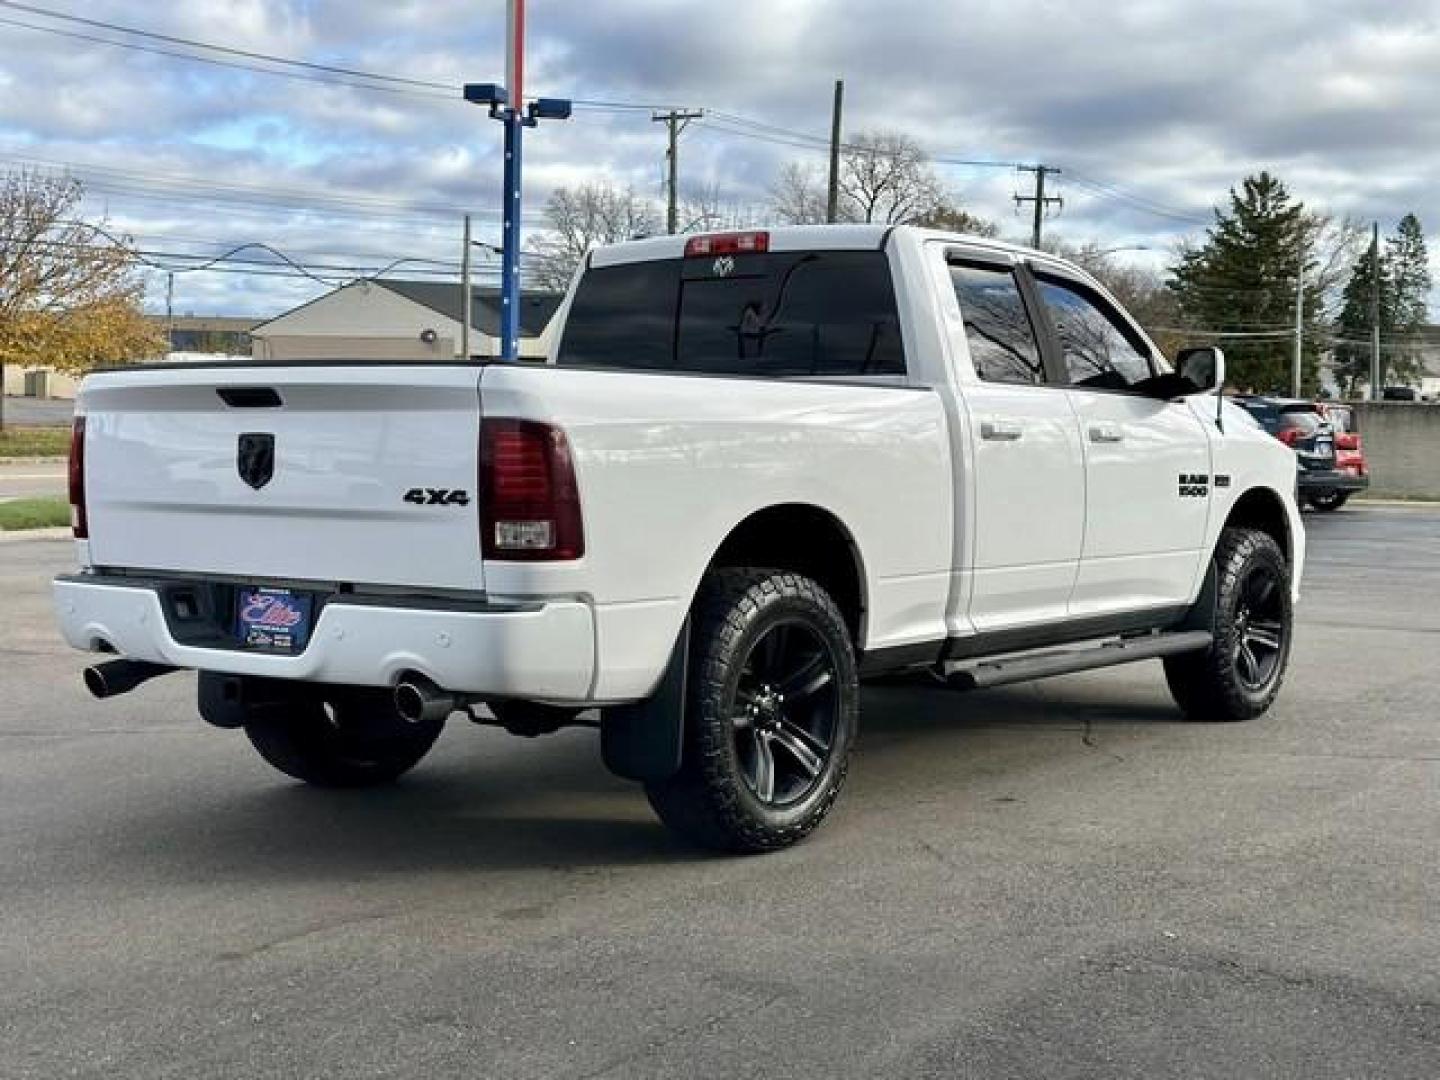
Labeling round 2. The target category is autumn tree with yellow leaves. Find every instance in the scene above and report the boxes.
[1,170,164,428]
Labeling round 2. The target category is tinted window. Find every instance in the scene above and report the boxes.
[554,260,676,370]
[1237,400,1281,433]
[948,263,1044,385]
[1278,409,1324,434]
[558,251,905,377]
[1036,277,1154,391]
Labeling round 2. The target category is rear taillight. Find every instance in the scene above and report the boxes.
[479,419,584,561]
[684,230,770,258]
[1276,429,1299,447]
[68,415,88,539]
[1336,433,1360,451]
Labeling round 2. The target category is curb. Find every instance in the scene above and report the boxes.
[1351,498,1440,508]
[0,526,71,542]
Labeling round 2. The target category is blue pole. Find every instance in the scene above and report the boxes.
[499,107,523,361]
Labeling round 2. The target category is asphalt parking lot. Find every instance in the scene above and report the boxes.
[2,508,1436,1078]
[0,395,73,427]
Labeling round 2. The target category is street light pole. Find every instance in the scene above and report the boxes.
[497,0,526,362]
[1292,264,1304,399]
[464,0,570,362]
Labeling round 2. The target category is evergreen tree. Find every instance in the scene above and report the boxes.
[1167,172,1323,393]
[1333,215,1430,393]
[1387,214,1431,384]
[1332,241,1395,395]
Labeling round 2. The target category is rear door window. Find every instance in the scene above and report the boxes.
[558,250,906,377]
[948,262,1045,385]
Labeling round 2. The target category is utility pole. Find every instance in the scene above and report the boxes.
[1369,221,1383,400]
[826,79,844,223]
[165,271,175,355]
[460,214,472,361]
[1015,165,1062,250]
[1292,262,1304,398]
[652,108,704,234]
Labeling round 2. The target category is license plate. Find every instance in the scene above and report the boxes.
[236,587,313,652]
[1313,437,1333,457]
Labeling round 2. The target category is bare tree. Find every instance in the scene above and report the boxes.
[0,170,162,429]
[1302,211,1366,309]
[839,130,946,225]
[768,162,829,225]
[769,130,958,227]
[527,182,660,292]
[677,181,763,234]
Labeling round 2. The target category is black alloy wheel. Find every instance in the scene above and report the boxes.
[1232,563,1287,692]
[645,568,858,853]
[731,618,841,807]
[1165,526,1293,723]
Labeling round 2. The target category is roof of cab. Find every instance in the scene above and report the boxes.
[587,223,1062,269]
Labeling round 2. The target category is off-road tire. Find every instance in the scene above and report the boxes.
[645,568,858,853]
[1164,527,1292,722]
[244,687,444,787]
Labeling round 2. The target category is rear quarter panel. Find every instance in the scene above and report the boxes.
[478,365,953,701]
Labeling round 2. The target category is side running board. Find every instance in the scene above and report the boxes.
[940,630,1213,691]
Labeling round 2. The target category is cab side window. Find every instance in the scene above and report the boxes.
[1035,276,1155,391]
[949,263,1045,385]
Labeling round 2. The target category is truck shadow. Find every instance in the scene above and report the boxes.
[91,675,1188,882]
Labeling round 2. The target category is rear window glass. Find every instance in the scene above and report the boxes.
[1278,410,1324,433]
[948,263,1044,385]
[1236,401,1281,432]
[558,250,906,377]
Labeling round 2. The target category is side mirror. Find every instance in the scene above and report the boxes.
[1176,345,1225,394]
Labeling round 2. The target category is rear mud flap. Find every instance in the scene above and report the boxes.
[601,619,688,783]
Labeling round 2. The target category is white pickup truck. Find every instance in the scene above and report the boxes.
[55,225,1303,852]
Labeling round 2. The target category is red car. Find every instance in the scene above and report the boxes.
[1315,403,1368,510]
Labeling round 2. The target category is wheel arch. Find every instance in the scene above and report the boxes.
[1223,486,1292,563]
[706,503,869,646]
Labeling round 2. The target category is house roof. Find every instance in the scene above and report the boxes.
[378,281,563,338]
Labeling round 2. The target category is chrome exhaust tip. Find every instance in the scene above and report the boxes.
[394,674,462,724]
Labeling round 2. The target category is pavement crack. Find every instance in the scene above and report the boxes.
[214,911,394,963]
[1080,716,1126,764]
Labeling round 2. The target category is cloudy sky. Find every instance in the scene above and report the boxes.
[1,0,1437,318]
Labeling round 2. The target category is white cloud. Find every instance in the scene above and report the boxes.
[0,0,1436,315]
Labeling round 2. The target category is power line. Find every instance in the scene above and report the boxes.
[0,4,692,114]
[0,14,455,99]
[0,1,1240,244]
[0,231,512,288]
[0,151,549,225]
[0,2,451,89]
[1066,173,1212,226]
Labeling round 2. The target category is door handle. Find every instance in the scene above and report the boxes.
[1088,422,1125,443]
[981,420,1024,442]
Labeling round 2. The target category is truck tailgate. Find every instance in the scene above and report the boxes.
[79,365,484,591]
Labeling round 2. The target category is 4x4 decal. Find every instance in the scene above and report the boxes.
[403,488,471,507]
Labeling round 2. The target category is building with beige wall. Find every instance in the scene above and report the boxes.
[249,280,563,362]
